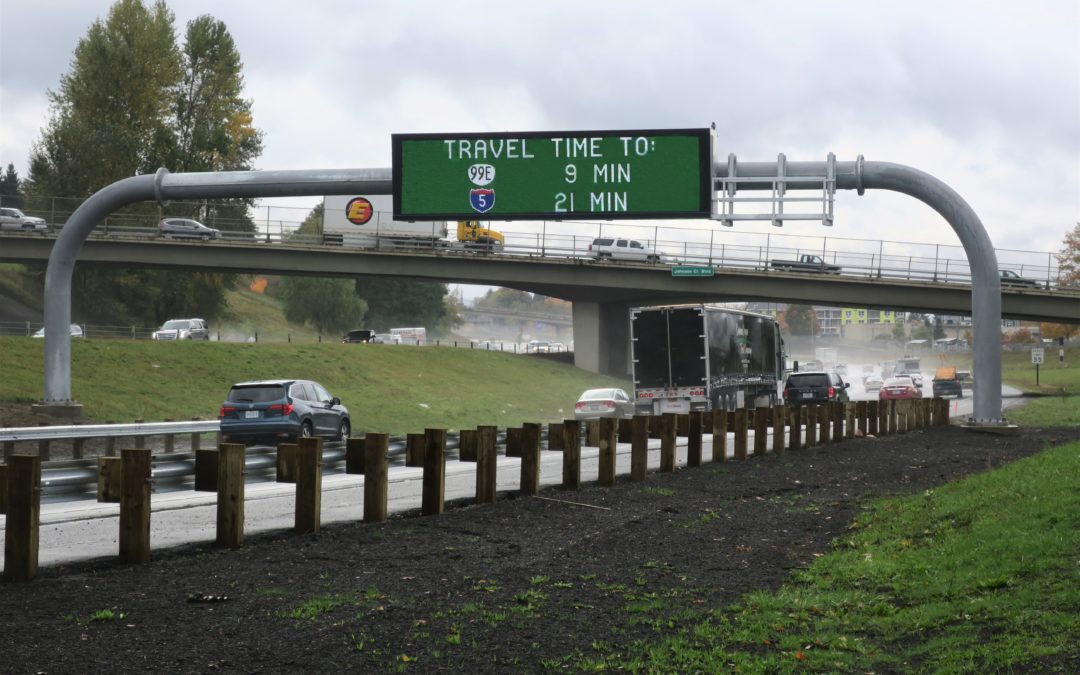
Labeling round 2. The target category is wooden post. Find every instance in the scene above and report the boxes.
[855,401,868,436]
[598,417,617,486]
[3,455,40,580]
[660,413,677,471]
[505,427,523,458]
[711,408,728,462]
[276,443,297,483]
[733,408,748,460]
[163,419,175,454]
[804,405,818,447]
[2,426,14,462]
[406,432,425,467]
[345,437,365,474]
[97,456,122,502]
[887,399,898,435]
[422,428,447,515]
[631,415,648,481]
[105,429,116,457]
[194,447,217,491]
[674,413,688,438]
[832,403,844,442]
[687,411,703,466]
[459,429,478,462]
[216,443,245,549]
[476,425,497,503]
[562,419,581,489]
[119,448,151,563]
[190,417,202,453]
[37,423,50,462]
[520,422,541,495]
[363,433,389,523]
[789,406,801,451]
[585,420,599,448]
[869,400,880,435]
[843,403,855,440]
[547,422,564,450]
[753,408,768,456]
[819,405,831,444]
[773,405,786,455]
[0,464,6,515]
[295,437,322,534]
[618,417,632,444]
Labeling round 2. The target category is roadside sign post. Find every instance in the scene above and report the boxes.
[1031,347,1044,386]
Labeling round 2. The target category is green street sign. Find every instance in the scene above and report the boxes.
[392,128,712,221]
[671,266,715,277]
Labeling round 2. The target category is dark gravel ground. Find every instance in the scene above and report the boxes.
[3,423,1079,673]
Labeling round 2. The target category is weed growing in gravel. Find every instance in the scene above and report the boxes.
[643,487,675,497]
[283,593,353,620]
[66,608,123,625]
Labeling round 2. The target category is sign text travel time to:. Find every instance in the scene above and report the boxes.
[392,128,712,221]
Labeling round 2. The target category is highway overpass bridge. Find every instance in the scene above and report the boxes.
[3,233,1077,376]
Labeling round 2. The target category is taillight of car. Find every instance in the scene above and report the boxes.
[267,403,294,415]
[575,402,587,410]
[783,388,789,399]
[827,386,835,398]
[219,405,236,418]
[601,401,614,409]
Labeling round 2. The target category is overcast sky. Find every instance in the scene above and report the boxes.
[2,0,1078,265]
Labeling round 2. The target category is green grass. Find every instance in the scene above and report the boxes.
[0,336,628,433]
[566,440,1080,673]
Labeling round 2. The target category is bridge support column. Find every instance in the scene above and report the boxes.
[571,301,633,376]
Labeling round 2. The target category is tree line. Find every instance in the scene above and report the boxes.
[2,0,455,335]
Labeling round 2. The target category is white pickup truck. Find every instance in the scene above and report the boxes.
[0,207,48,231]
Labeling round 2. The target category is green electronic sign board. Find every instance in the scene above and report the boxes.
[392,128,712,221]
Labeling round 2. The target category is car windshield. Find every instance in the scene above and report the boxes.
[227,384,286,403]
[162,320,189,329]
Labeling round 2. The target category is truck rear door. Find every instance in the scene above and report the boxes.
[632,307,707,389]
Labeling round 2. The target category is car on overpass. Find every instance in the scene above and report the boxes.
[998,269,1041,289]
[159,217,221,241]
[587,237,663,263]
[0,207,48,232]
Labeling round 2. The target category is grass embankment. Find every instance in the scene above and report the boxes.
[569,438,1080,672]
[0,337,627,434]
[555,352,1080,671]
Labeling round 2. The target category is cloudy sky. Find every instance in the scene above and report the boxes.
[2,0,1078,266]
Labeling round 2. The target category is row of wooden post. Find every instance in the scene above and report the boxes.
[3,397,951,581]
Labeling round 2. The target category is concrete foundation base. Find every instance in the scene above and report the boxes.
[31,401,85,419]
[960,420,1020,435]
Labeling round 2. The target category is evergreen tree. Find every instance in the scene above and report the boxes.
[24,0,262,324]
[0,164,23,208]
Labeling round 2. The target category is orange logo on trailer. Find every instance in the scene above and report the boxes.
[345,197,374,225]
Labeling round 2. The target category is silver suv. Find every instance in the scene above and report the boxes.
[587,237,662,263]
[0,207,48,231]
[153,318,210,341]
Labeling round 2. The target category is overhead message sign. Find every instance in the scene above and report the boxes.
[392,128,712,221]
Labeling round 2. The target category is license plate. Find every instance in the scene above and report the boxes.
[244,410,259,419]
[801,392,813,399]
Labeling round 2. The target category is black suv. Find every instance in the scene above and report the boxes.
[783,371,850,405]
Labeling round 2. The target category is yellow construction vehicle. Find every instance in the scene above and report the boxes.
[457,220,504,251]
